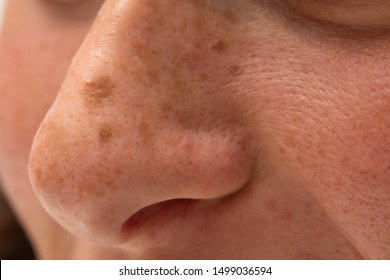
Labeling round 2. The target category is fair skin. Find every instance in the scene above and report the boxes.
[0,0,389,259]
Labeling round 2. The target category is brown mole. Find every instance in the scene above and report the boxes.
[83,75,115,108]
[99,125,113,144]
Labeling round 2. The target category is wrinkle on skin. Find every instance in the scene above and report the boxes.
[283,0,390,27]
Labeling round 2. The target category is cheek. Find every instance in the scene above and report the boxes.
[280,82,390,194]
[255,43,390,257]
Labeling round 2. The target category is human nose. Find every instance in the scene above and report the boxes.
[28,0,254,244]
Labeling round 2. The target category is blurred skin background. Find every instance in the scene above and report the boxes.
[0,0,34,259]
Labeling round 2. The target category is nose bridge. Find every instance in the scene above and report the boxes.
[60,0,168,138]
[74,0,174,75]
[70,1,132,77]
[75,0,224,90]
[68,0,179,115]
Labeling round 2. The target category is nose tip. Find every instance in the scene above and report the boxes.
[27,115,128,244]
[28,102,253,244]
[28,103,254,240]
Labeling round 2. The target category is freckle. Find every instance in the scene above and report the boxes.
[99,125,113,144]
[102,177,116,190]
[200,73,209,81]
[132,38,151,59]
[229,65,243,76]
[183,141,194,153]
[94,188,106,199]
[72,183,87,200]
[139,121,154,146]
[223,10,237,23]
[146,68,160,84]
[35,168,42,182]
[341,156,351,168]
[161,102,173,115]
[164,137,176,148]
[317,148,326,159]
[278,146,286,155]
[113,166,125,177]
[285,136,297,149]
[83,75,115,108]
[211,40,227,53]
[266,197,277,212]
[282,210,294,221]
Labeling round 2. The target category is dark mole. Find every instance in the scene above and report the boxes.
[83,75,115,108]
[99,125,113,144]
[211,40,227,53]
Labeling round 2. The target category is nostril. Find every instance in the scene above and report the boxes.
[121,198,197,236]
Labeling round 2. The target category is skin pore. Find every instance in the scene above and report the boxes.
[0,0,389,259]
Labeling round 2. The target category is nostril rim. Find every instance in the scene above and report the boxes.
[121,199,197,233]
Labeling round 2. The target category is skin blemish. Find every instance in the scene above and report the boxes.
[211,40,227,53]
[282,210,294,222]
[99,124,113,144]
[139,121,154,147]
[34,168,42,183]
[229,65,244,76]
[161,102,173,116]
[266,197,277,212]
[183,141,194,154]
[200,73,209,81]
[83,75,115,108]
